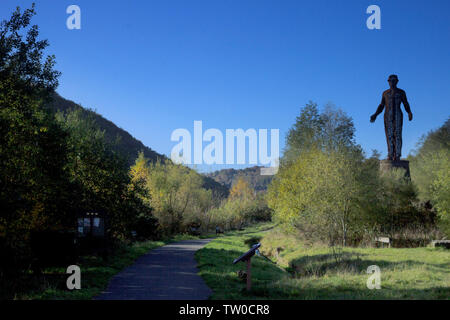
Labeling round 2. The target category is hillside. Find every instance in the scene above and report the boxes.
[204,166,273,192]
[48,93,164,165]
[47,93,229,198]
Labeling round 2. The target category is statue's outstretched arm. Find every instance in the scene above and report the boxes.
[402,92,412,114]
[402,92,413,121]
[370,94,385,122]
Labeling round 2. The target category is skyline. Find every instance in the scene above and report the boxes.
[1,0,449,172]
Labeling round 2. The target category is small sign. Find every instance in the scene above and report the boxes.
[232,243,261,292]
[233,243,261,264]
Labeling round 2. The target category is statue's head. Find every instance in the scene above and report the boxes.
[388,74,399,88]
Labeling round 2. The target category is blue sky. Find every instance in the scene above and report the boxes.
[1,0,449,172]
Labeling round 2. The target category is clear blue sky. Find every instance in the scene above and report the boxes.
[1,0,449,172]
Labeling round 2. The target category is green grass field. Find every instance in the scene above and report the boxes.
[8,223,449,300]
[195,223,450,299]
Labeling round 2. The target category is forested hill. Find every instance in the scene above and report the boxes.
[205,166,273,192]
[47,93,229,198]
[47,93,165,165]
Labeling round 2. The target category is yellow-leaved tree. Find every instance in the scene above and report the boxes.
[229,177,254,201]
[268,147,365,246]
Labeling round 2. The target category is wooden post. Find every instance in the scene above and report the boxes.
[246,258,251,291]
[232,243,260,293]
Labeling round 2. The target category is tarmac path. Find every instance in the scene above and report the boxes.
[95,239,213,300]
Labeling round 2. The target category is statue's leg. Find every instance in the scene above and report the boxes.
[394,109,403,160]
[384,111,394,160]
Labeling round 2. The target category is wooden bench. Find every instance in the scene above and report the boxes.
[375,236,391,248]
[215,226,224,234]
[431,240,450,249]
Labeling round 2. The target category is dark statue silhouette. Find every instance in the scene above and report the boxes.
[370,75,413,161]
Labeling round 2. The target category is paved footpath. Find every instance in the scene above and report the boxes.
[95,239,213,300]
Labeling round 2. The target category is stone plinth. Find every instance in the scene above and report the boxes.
[379,159,410,177]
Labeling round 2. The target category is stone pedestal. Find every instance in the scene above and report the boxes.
[379,159,410,177]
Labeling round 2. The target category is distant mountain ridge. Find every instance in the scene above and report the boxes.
[205,166,273,192]
[47,93,229,198]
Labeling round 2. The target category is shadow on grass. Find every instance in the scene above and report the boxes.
[224,223,278,238]
[250,282,450,300]
[241,224,278,235]
[244,236,262,248]
[196,247,450,300]
[289,252,449,278]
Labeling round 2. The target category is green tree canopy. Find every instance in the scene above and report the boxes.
[0,5,68,238]
[410,118,450,236]
[283,102,357,164]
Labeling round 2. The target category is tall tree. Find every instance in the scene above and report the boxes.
[410,119,450,236]
[56,109,143,237]
[0,5,68,240]
[145,160,207,235]
[269,103,366,245]
[268,147,366,246]
[283,102,357,164]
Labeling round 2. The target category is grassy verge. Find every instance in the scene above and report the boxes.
[196,224,450,299]
[7,233,213,300]
[195,222,284,299]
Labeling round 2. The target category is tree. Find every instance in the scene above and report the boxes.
[410,119,450,236]
[0,5,69,240]
[128,152,158,239]
[269,104,366,245]
[130,151,150,188]
[229,177,254,201]
[283,102,322,163]
[283,102,357,164]
[268,147,365,246]
[144,160,208,235]
[0,4,60,95]
[56,109,145,238]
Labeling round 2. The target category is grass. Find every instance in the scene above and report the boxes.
[5,232,213,300]
[195,223,450,299]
